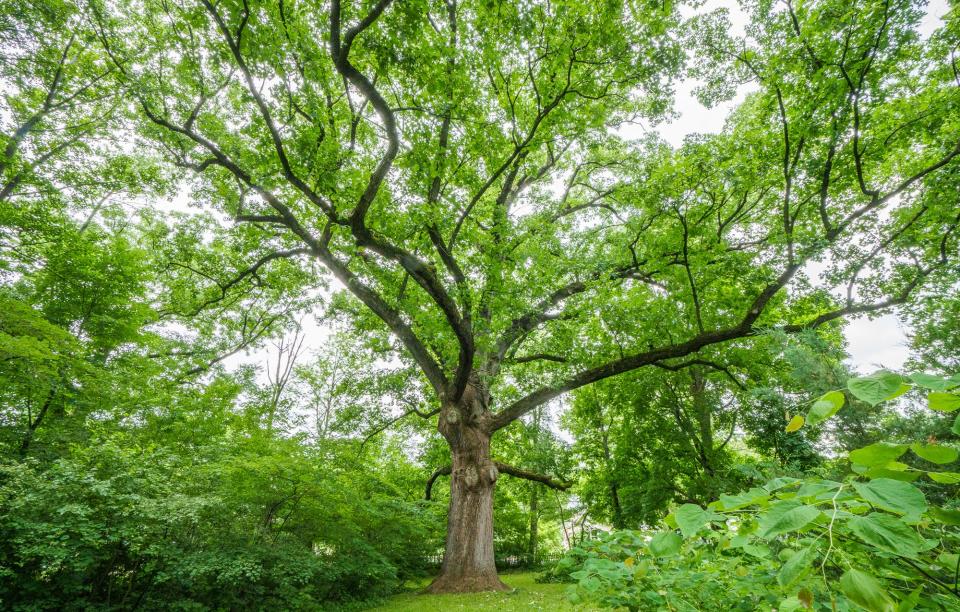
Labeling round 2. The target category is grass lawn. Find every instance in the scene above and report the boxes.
[365,571,599,611]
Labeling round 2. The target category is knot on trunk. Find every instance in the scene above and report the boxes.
[455,461,498,491]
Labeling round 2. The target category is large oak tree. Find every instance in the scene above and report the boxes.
[81,0,960,591]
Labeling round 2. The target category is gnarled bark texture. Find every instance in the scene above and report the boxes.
[426,386,509,593]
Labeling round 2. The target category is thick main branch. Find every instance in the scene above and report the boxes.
[425,461,571,500]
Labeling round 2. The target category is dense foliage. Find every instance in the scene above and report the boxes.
[2,0,960,607]
[558,371,960,610]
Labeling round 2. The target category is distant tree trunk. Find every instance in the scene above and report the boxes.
[527,484,539,563]
[555,489,571,548]
[20,386,56,457]
[265,330,303,433]
[586,387,625,528]
[691,368,715,475]
[596,404,624,528]
[609,481,624,528]
[426,387,509,593]
[689,368,724,500]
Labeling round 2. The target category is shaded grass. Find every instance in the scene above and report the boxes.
[364,571,598,611]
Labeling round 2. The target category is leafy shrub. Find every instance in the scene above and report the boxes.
[0,437,436,610]
[562,371,960,611]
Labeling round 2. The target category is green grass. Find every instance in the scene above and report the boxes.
[365,571,599,611]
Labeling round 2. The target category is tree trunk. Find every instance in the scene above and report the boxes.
[527,484,539,563]
[20,385,56,457]
[427,396,509,593]
[610,481,625,529]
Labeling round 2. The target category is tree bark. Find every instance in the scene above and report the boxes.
[610,481,624,529]
[20,386,56,457]
[427,392,509,593]
[527,484,539,563]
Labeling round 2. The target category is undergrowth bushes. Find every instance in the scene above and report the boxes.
[0,436,442,610]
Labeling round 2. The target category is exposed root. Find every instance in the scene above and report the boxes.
[424,571,511,594]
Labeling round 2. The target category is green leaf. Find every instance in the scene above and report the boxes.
[928,392,960,413]
[648,531,682,556]
[757,500,820,539]
[910,443,958,465]
[839,569,895,612]
[908,373,957,391]
[927,471,960,484]
[777,545,816,587]
[785,414,804,432]
[928,506,960,525]
[847,513,927,557]
[763,477,801,492]
[719,487,770,510]
[663,511,678,530]
[778,596,805,612]
[847,371,905,406]
[953,413,960,436]
[848,443,908,468]
[863,467,921,482]
[853,479,927,522]
[674,503,714,538]
[795,480,842,500]
[741,543,770,558]
[888,383,912,401]
[896,587,921,612]
[806,390,846,426]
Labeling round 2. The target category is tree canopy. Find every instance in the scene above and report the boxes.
[2,0,959,605]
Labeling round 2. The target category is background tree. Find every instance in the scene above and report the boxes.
[567,331,846,528]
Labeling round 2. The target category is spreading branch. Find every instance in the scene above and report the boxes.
[425,461,571,500]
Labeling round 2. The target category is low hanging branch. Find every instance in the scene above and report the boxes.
[425,461,572,500]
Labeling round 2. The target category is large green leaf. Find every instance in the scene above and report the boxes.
[847,513,927,557]
[839,569,895,612]
[908,373,958,392]
[848,443,908,468]
[853,479,927,522]
[910,443,958,465]
[928,392,960,413]
[862,467,921,482]
[674,503,714,538]
[741,543,770,558]
[718,487,770,510]
[927,471,960,484]
[806,390,846,426]
[648,531,682,556]
[757,500,820,539]
[937,553,959,570]
[777,545,816,587]
[847,371,905,406]
[795,480,842,500]
[928,506,960,525]
[895,587,921,612]
[785,414,804,432]
[777,597,806,612]
[763,477,801,492]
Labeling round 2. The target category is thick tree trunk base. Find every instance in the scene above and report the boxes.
[424,570,511,594]
[429,397,510,594]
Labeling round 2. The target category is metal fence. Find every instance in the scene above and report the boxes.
[419,552,563,569]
